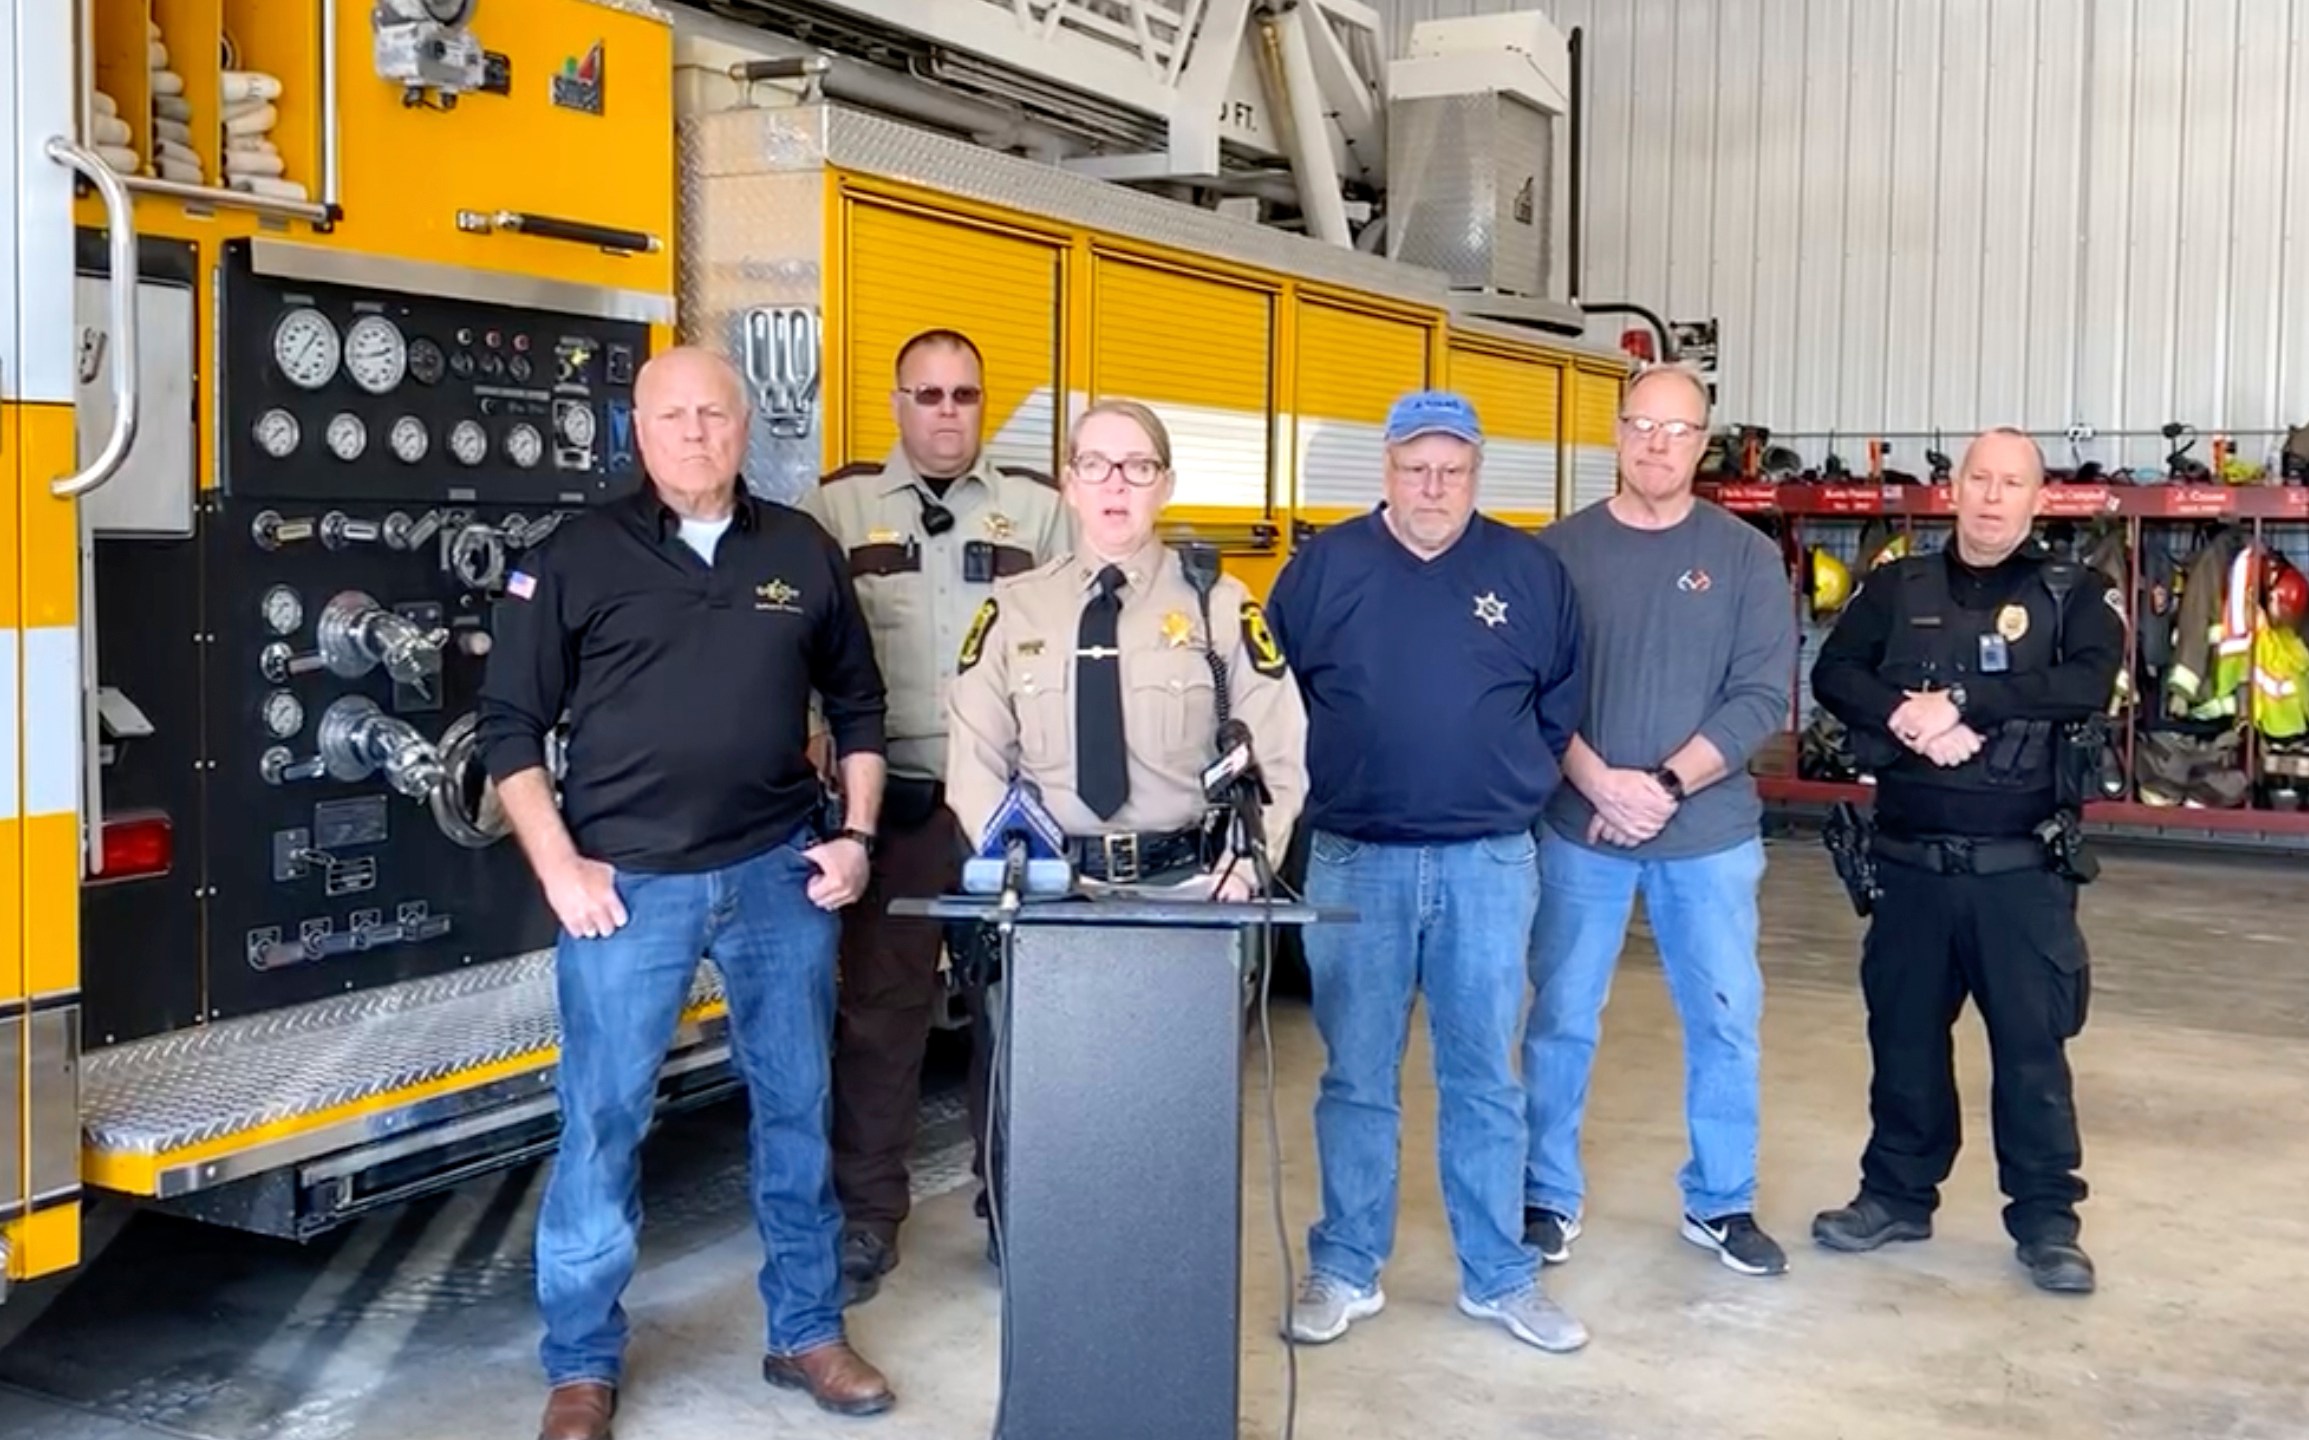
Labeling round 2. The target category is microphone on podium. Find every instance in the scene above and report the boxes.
[960,777,1075,901]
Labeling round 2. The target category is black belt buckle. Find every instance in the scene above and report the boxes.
[1102,832,1142,883]
[1937,837,1976,874]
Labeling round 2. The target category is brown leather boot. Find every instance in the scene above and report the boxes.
[761,1340,895,1416]
[537,1380,616,1440]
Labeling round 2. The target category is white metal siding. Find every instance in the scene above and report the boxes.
[1375,0,2309,471]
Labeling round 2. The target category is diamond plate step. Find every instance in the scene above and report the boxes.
[80,952,728,1177]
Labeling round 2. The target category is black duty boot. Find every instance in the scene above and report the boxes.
[840,1228,895,1307]
[1811,1194,1933,1253]
[2016,1238,2096,1294]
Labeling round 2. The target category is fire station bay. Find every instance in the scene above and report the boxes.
[3,2,2305,1438]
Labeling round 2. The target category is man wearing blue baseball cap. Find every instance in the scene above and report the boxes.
[1265,389,1590,1354]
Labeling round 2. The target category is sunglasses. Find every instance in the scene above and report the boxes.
[901,384,984,408]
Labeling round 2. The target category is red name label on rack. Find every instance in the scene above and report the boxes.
[1712,484,1780,511]
[2165,488,2238,517]
[2038,485,2119,517]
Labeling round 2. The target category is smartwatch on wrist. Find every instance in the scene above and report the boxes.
[1946,682,1969,716]
[1651,766,1687,803]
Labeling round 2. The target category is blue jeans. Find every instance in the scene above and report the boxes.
[1302,828,1540,1305]
[1521,828,1767,1221]
[536,829,845,1387]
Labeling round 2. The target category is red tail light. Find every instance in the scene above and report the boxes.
[98,812,173,880]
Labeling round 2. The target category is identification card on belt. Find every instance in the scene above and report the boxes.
[1978,633,2010,673]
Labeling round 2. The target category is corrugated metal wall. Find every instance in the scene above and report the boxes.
[1375,0,2309,471]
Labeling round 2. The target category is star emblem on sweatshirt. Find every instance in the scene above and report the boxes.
[1473,591,1509,628]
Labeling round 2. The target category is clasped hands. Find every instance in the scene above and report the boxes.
[1887,688,1982,767]
[1585,767,1680,849]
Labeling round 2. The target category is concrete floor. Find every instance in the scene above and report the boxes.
[2,839,2306,1439]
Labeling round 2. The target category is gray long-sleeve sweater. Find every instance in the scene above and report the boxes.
[1537,497,1798,859]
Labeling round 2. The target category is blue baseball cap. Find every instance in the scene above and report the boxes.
[1384,389,1484,446]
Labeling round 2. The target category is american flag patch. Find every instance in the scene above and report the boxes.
[506,570,537,600]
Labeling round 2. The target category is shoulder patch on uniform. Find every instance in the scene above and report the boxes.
[958,598,999,673]
[817,461,883,487]
[994,464,1059,491]
[1240,599,1286,677]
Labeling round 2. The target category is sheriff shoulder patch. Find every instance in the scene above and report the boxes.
[958,597,998,673]
[1240,599,1286,677]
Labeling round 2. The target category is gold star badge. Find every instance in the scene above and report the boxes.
[984,512,1014,541]
[1996,603,2030,641]
[1161,611,1193,648]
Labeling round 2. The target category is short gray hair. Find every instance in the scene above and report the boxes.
[1622,360,1713,424]
[1963,425,2047,481]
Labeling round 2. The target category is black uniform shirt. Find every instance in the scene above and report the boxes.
[1813,543,2124,838]
[477,483,887,874]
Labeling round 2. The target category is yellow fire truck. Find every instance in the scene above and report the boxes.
[1,0,1627,1293]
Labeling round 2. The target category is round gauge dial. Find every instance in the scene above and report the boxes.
[508,353,533,383]
[325,411,367,461]
[252,407,300,458]
[261,689,305,739]
[449,419,488,466]
[260,584,304,635]
[389,415,429,464]
[559,403,596,448]
[271,307,340,390]
[505,423,543,469]
[343,314,408,395]
[407,336,446,385]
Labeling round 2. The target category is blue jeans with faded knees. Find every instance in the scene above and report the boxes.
[1521,828,1767,1221]
[536,827,845,1387]
[1302,828,1542,1305]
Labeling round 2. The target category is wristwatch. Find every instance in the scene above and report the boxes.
[833,826,878,856]
[1651,765,1687,803]
[1946,682,1970,715]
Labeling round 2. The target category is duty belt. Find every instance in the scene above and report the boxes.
[1870,832,2045,876]
[1067,827,1207,883]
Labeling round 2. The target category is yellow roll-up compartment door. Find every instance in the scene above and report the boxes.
[1088,251,1275,513]
[1293,296,1434,528]
[1087,250,1278,590]
[1446,339,1563,527]
[1566,364,1626,513]
[841,196,1066,476]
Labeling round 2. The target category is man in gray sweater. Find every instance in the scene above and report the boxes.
[1519,362,1798,1278]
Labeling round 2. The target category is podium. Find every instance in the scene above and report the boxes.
[893,893,1342,1440]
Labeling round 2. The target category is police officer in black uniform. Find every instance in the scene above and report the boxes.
[1808,427,2125,1295]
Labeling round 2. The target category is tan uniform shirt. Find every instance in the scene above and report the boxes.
[797,446,1071,780]
[945,536,1309,865]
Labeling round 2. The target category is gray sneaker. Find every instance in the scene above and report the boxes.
[1284,1272,1384,1344]
[1458,1284,1590,1353]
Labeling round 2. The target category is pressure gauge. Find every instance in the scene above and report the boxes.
[558,402,596,448]
[449,419,487,466]
[261,689,305,739]
[260,584,304,635]
[271,307,340,390]
[343,314,409,395]
[325,411,367,461]
[252,408,300,458]
[505,422,543,469]
[408,336,446,386]
[389,415,429,464]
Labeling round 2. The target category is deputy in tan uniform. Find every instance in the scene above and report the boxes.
[796,327,1070,1305]
[946,398,1309,894]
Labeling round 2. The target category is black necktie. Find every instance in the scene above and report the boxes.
[1077,564,1128,819]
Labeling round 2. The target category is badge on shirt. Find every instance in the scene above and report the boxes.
[1161,611,1193,648]
[983,512,1014,541]
[1995,603,2030,641]
[866,527,902,545]
[1979,633,2011,673]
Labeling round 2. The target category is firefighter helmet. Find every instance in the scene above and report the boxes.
[2268,556,2309,630]
[1808,548,1852,616]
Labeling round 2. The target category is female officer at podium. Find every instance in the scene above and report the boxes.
[944,398,1310,893]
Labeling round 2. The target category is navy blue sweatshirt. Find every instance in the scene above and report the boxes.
[1266,508,1584,844]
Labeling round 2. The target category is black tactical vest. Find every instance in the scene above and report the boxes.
[1855,553,2070,794]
